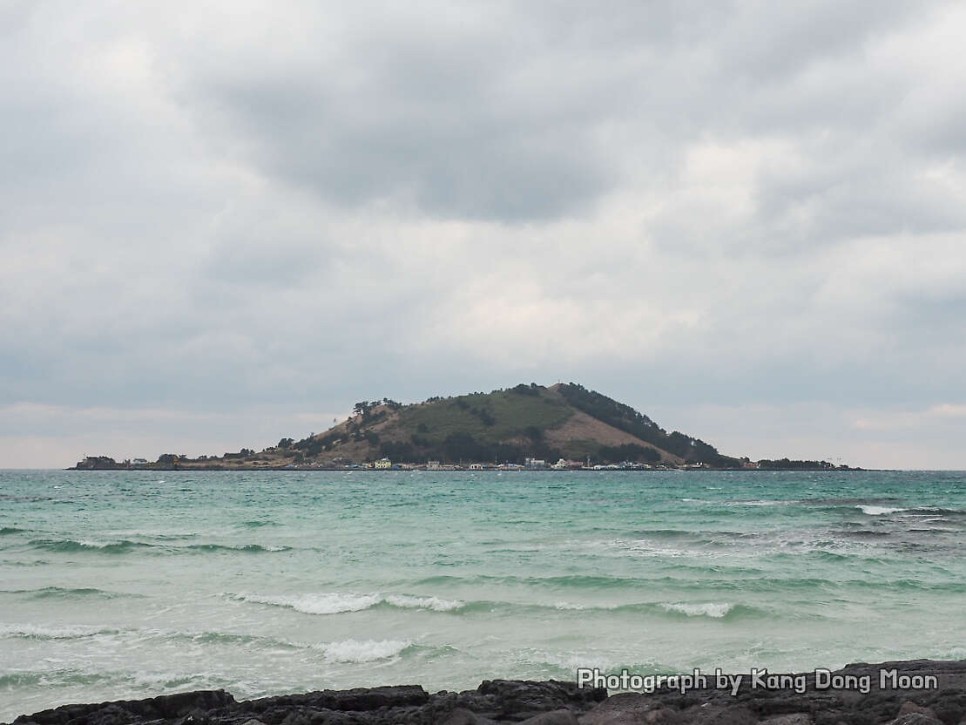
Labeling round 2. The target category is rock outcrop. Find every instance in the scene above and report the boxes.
[10,660,966,725]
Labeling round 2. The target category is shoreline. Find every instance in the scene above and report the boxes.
[65,464,862,472]
[9,659,966,725]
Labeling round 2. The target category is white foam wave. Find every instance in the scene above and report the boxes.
[77,540,119,548]
[0,623,115,639]
[660,602,733,618]
[858,505,906,516]
[317,638,411,663]
[238,591,463,614]
[239,592,382,614]
[553,601,587,610]
[384,594,464,612]
[584,539,689,558]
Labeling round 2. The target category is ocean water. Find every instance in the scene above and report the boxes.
[1,469,964,721]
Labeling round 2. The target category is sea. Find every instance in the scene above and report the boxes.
[1,469,964,721]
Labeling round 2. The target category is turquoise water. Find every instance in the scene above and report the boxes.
[1,469,964,721]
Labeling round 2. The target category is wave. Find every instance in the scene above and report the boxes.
[24,586,132,600]
[657,602,736,619]
[185,544,291,553]
[728,499,788,507]
[626,529,694,539]
[237,592,380,614]
[132,532,199,541]
[0,494,52,503]
[521,574,654,589]
[416,572,726,590]
[384,594,465,611]
[857,505,907,516]
[136,628,302,651]
[184,630,298,648]
[806,497,901,506]
[24,538,293,556]
[316,638,413,663]
[905,507,966,519]
[0,624,119,640]
[549,600,763,620]
[552,601,591,610]
[237,589,767,622]
[0,669,117,689]
[235,591,465,615]
[0,526,26,536]
[28,539,153,554]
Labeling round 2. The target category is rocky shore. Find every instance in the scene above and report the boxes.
[8,660,966,725]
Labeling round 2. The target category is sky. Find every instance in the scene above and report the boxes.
[2,1,966,470]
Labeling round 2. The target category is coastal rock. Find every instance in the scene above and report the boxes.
[438,708,499,725]
[242,684,429,716]
[759,715,812,725]
[12,690,236,725]
[897,702,938,719]
[885,715,944,725]
[8,660,966,725]
[518,711,581,725]
[579,693,680,724]
[472,680,607,720]
[680,704,758,725]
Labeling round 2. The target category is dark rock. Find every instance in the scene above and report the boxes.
[243,685,429,715]
[517,711,580,725]
[13,690,236,725]
[886,715,944,725]
[760,715,813,725]
[8,660,966,725]
[681,704,758,725]
[897,703,938,719]
[579,693,680,725]
[438,708,495,725]
[475,680,607,718]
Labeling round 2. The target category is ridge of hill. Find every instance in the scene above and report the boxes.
[281,382,712,468]
[71,383,853,470]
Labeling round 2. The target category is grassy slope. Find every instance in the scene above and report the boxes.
[396,387,572,444]
[166,383,731,467]
[315,384,697,464]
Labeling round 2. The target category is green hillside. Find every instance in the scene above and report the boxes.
[72,382,855,470]
[283,382,740,467]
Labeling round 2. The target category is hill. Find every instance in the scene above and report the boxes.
[75,383,745,470]
[71,383,853,470]
[292,382,741,468]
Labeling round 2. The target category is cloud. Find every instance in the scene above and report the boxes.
[2,1,966,467]
[853,402,966,432]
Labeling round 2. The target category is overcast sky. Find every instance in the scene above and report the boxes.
[3,1,965,469]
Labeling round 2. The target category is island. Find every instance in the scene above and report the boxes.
[71,383,856,472]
